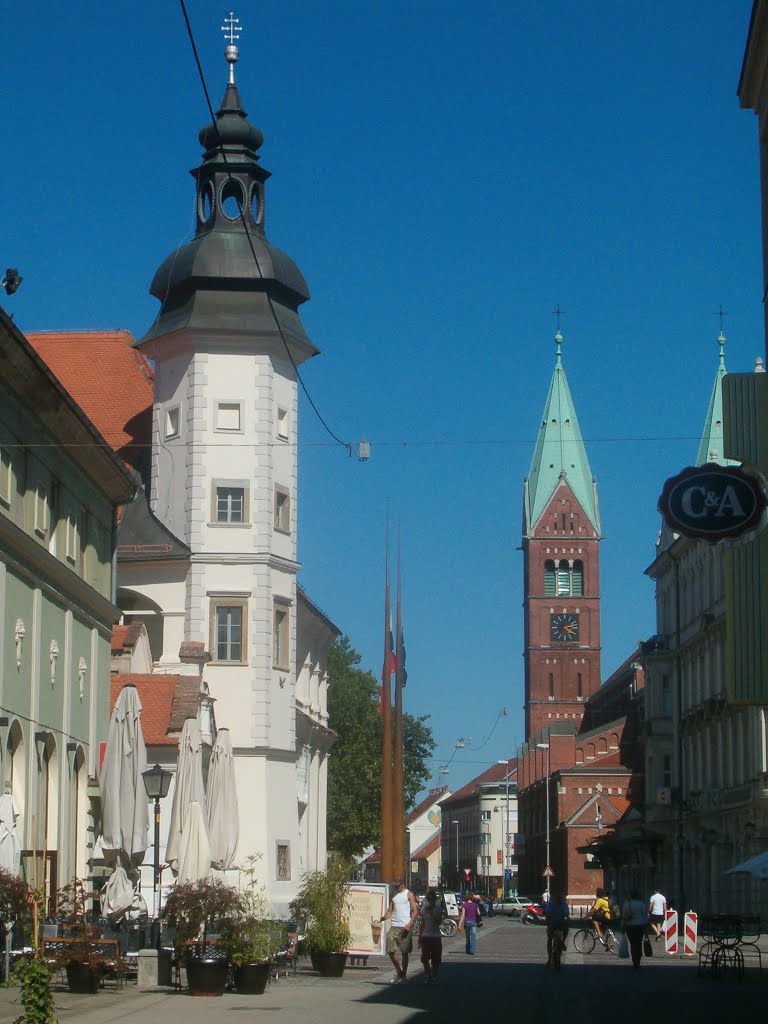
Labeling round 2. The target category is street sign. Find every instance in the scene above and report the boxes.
[658,463,768,542]
[542,865,555,878]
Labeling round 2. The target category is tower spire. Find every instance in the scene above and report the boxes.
[696,328,737,466]
[525,327,599,534]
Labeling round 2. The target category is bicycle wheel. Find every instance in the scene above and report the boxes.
[441,919,457,938]
[552,936,563,971]
[573,927,596,954]
[604,930,618,954]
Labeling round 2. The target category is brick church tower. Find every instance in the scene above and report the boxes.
[522,330,601,739]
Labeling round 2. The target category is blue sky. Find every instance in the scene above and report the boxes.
[3,2,762,796]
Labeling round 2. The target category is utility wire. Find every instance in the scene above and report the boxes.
[177,0,351,454]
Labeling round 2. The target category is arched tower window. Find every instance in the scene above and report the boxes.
[544,560,556,595]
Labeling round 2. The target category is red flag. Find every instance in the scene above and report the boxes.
[379,619,396,716]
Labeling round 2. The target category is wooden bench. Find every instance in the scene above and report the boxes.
[41,937,126,988]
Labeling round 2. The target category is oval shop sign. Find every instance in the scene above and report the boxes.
[658,463,768,542]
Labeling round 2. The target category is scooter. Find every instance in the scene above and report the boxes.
[521,902,547,926]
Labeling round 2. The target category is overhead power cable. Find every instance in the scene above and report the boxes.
[177,0,352,454]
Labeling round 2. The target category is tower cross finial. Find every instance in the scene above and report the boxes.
[715,304,727,334]
[222,11,242,84]
[553,305,565,332]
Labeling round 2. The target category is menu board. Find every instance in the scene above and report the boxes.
[345,883,389,956]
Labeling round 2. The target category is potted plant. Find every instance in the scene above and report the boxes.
[55,878,107,993]
[289,858,353,978]
[161,878,242,996]
[220,856,278,995]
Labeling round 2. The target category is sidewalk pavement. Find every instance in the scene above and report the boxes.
[1,916,763,1024]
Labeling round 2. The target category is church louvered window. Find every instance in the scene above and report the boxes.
[546,559,584,596]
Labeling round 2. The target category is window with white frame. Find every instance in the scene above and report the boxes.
[274,486,290,533]
[215,402,242,432]
[165,406,180,440]
[0,448,11,508]
[481,810,491,822]
[277,407,289,440]
[212,483,248,524]
[276,841,291,881]
[273,603,289,669]
[65,513,77,563]
[211,600,247,663]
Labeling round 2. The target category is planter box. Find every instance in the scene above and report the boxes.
[233,962,270,994]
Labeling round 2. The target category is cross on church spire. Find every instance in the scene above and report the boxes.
[714,304,727,334]
[222,11,242,84]
[553,305,565,331]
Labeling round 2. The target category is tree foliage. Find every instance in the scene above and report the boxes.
[326,636,436,858]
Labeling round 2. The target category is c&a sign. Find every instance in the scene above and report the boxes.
[658,463,768,542]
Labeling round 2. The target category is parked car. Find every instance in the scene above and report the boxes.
[493,896,536,918]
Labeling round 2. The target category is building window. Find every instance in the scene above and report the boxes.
[276,842,291,881]
[211,601,247,663]
[546,559,583,596]
[480,832,490,845]
[34,483,48,538]
[79,508,88,574]
[661,674,671,716]
[662,755,672,789]
[481,810,491,822]
[211,481,250,524]
[215,402,242,432]
[0,448,11,508]
[273,603,289,669]
[165,406,180,440]
[277,407,289,440]
[274,487,290,533]
[65,514,77,563]
[577,672,583,698]
[548,672,554,698]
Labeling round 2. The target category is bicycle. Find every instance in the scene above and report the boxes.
[551,929,566,971]
[440,918,458,937]
[572,921,618,954]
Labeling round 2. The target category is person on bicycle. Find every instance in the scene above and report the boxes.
[544,889,570,967]
[588,887,612,944]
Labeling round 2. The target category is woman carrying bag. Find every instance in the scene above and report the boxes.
[621,888,649,970]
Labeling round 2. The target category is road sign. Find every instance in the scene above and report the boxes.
[542,865,555,878]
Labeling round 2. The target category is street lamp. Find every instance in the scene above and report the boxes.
[497,760,513,896]
[536,743,551,899]
[142,763,173,943]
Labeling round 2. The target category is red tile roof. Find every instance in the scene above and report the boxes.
[110,675,196,747]
[405,786,449,827]
[24,330,153,472]
[111,622,143,654]
[440,760,517,806]
[411,831,441,860]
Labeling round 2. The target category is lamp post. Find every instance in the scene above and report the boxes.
[452,819,459,884]
[536,743,551,899]
[141,763,173,946]
[497,760,512,896]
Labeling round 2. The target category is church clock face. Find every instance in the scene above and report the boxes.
[551,612,579,643]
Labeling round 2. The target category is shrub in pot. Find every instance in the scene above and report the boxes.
[290,858,353,979]
[161,879,242,996]
[55,879,110,993]
[221,857,277,995]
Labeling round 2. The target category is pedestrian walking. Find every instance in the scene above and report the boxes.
[648,886,666,941]
[622,887,649,970]
[417,889,444,984]
[458,891,482,955]
[380,877,419,983]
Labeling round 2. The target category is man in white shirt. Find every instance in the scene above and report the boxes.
[380,877,419,982]
[648,887,666,941]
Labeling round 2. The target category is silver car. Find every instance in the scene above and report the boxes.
[492,896,535,918]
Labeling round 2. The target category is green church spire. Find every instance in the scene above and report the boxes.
[525,329,599,534]
[696,331,737,466]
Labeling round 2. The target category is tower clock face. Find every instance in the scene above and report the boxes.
[551,612,579,642]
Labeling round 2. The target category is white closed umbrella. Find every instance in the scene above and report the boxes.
[0,793,21,875]
[725,851,768,880]
[166,718,209,873]
[100,864,136,918]
[207,729,239,870]
[176,801,212,884]
[99,685,149,864]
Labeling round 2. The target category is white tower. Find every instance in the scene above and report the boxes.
[135,26,324,909]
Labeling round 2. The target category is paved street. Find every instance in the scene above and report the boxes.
[1,917,764,1024]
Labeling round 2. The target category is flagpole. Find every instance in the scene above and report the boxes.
[381,520,394,883]
[393,528,405,881]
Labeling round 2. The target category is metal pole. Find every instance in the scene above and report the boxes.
[153,797,161,949]
[505,774,510,897]
[545,747,551,900]
[454,821,459,873]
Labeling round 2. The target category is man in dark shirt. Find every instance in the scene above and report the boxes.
[544,890,570,966]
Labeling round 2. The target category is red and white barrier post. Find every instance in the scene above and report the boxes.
[664,909,678,954]
[683,911,697,956]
